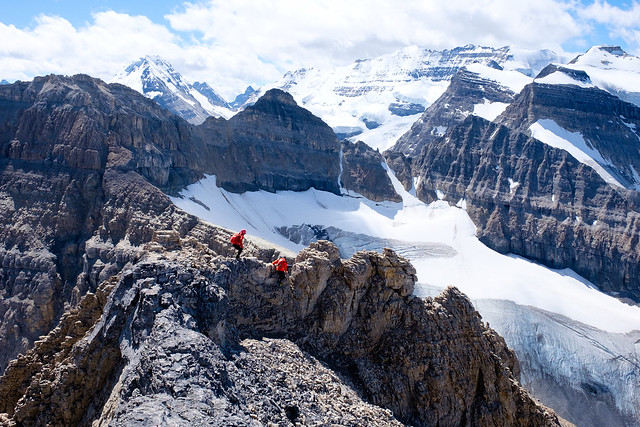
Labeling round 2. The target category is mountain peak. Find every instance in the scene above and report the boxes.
[535,64,592,86]
[111,55,235,123]
[569,45,636,66]
[259,88,298,106]
[595,45,627,56]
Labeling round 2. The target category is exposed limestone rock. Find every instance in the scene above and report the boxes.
[0,74,562,426]
[340,140,401,202]
[391,68,517,157]
[384,150,414,192]
[208,89,342,194]
[496,82,640,191]
[408,113,640,301]
[0,240,559,426]
[0,76,336,375]
[386,71,640,301]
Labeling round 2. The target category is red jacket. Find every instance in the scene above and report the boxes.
[230,233,244,247]
[272,257,288,272]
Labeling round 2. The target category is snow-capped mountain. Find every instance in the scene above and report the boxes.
[110,55,235,124]
[565,45,640,107]
[246,45,563,150]
[230,85,257,109]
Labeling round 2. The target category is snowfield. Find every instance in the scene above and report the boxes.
[170,164,640,425]
[529,118,626,189]
[170,171,640,334]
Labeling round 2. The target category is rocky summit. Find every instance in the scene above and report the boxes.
[0,73,561,425]
[0,238,560,426]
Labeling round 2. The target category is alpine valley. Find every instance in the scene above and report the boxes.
[0,43,639,427]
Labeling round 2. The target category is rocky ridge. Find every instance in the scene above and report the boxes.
[0,237,560,426]
[0,74,342,374]
[392,68,517,157]
[496,82,640,190]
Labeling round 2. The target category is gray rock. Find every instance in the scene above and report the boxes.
[0,242,560,426]
[391,68,516,156]
[340,140,401,202]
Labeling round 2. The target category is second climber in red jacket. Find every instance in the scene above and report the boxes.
[230,229,246,259]
[272,257,288,285]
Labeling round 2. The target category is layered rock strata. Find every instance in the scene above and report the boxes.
[0,75,328,373]
[386,73,640,300]
[496,82,640,190]
[392,68,517,157]
[340,139,401,202]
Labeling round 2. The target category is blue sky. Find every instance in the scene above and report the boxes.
[2,1,182,28]
[1,0,639,99]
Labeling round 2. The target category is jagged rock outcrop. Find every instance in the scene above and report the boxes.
[0,240,560,426]
[0,75,327,374]
[340,139,401,201]
[391,68,517,157]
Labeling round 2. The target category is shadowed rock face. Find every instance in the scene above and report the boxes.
[204,89,341,194]
[340,139,401,202]
[0,240,560,426]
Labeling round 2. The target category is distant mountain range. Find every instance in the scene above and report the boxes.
[110,46,640,152]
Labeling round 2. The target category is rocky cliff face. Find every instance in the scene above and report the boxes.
[204,89,341,194]
[0,239,560,426]
[0,73,561,425]
[496,82,640,190]
[340,139,401,202]
[404,114,640,300]
[392,68,517,157]
[0,75,340,375]
[386,67,640,301]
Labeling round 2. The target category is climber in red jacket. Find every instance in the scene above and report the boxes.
[272,257,288,285]
[230,229,246,259]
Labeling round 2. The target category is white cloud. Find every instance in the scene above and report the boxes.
[0,11,182,82]
[167,0,583,68]
[0,1,638,100]
[578,0,640,53]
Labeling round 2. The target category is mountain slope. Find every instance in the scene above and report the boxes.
[391,66,527,156]
[566,45,640,107]
[0,74,560,425]
[172,152,640,427]
[111,55,235,124]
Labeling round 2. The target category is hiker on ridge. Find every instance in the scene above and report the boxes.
[230,229,246,259]
[272,256,288,285]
